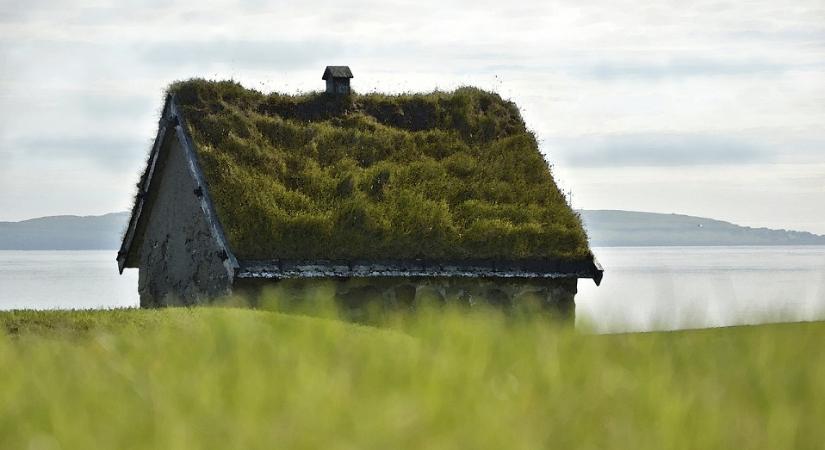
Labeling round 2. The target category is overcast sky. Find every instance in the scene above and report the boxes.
[1,0,824,232]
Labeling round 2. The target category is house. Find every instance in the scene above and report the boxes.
[322,66,353,94]
[117,72,602,311]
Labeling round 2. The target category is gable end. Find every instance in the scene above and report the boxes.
[117,95,239,274]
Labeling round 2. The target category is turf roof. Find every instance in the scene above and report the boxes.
[168,79,591,262]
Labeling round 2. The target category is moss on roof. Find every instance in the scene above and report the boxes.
[168,79,591,262]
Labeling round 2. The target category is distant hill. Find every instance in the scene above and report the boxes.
[1,210,823,250]
[579,210,825,247]
[0,212,129,250]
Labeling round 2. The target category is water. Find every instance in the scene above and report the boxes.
[577,246,825,332]
[1,247,824,332]
[0,251,138,310]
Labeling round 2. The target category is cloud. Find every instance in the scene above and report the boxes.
[137,39,346,71]
[547,133,771,167]
[0,0,824,224]
[477,55,823,81]
[726,29,825,45]
[577,59,811,80]
[7,135,149,171]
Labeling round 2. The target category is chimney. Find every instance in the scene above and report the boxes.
[321,66,354,94]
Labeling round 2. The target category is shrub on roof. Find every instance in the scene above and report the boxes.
[168,79,591,261]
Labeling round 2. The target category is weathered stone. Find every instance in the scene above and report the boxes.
[234,276,578,316]
[337,285,384,309]
[414,284,446,305]
[137,134,232,307]
[444,286,471,305]
[485,288,511,307]
[392,284,417,308]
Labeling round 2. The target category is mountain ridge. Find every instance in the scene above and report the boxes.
[1,210,823,250]
[0,212,129,250]
[579,209,825,247]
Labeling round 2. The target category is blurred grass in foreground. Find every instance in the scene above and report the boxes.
[1,299,824,449]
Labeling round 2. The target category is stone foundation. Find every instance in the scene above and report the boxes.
[234,276,578,318]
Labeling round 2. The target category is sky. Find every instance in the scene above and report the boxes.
[1,0,824,233]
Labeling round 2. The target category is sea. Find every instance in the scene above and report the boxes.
[1,247,824,333]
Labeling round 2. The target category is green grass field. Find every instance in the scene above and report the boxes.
[1,306,823,449]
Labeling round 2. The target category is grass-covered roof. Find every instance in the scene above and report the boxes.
[168,79,591,262]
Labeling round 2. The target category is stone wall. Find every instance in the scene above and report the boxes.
[137,133,233,307]
[234,276,578,318]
